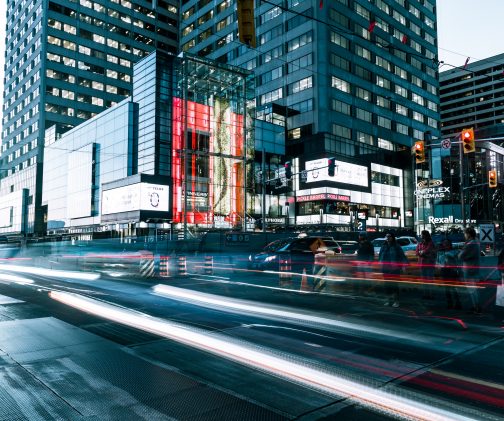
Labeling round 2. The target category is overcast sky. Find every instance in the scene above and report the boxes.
[0,1,502,105]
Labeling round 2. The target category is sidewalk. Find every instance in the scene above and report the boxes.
[0,293,285,421]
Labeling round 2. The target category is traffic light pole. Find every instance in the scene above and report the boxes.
[458,136,467,228]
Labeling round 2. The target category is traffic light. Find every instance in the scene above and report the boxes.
[237,0,256,48]
[414,141,425,164]
[328,158,336,177]
[461,128,475,153]
[489,169,498,188]
[284,161,292,179]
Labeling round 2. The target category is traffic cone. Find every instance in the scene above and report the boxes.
[300,268,310,291]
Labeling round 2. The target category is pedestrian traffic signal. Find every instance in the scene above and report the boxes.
[284,161,292,179]
[488,169,498,188]
[414,141,425,164]
[461,128,475,153]
[328,157,336,177]
[237,0,256,48]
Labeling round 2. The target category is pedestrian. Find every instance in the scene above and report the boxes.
[378,232,408,308]
[458,226,481,314]
[436,239,462,309]
[354,231,375,293]
[416,230,437,299]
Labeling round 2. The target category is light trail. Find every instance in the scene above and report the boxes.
[0,264,100,281]
[151,284,433,343]
[0,273,34,284]
[49,290,481,421]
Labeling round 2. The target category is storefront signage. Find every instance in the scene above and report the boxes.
[102,183,169,215]
[415,186,450,200]
[305,159,368,187]
[416,179,443,189]
[265,217,285,224]
[297,193,351,202]
[428,216,476,224]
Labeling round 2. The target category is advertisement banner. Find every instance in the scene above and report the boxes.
[305,158,368,187]
[102,183,169,215]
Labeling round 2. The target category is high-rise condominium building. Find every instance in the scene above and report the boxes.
[180,0,440,231]
[0,0,178,235]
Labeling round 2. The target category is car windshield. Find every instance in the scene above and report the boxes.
[339,242,358,252]
[263,239,290,252]
[372,239,386,248]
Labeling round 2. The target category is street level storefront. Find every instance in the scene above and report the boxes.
[293,160,405,231]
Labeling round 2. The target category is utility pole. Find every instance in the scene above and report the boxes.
[261,148,266,233]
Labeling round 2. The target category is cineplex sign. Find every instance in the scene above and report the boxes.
[414,179,450,200]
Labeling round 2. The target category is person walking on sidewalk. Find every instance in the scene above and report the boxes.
[437,239,462,309]
[379,232,408,308]
[458,226,481,314]
[416,230,437,299]
[354,231,375,293]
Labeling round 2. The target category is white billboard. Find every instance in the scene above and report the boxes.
[305,158,368,187]
[67,143,93,219]
[102,183,169,215]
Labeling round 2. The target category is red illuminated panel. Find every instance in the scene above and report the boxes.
[172,98,244,226]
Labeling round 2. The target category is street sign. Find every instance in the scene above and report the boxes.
[441,139,451,149]
[479,224,495,243]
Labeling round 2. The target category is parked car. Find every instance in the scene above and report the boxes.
[248,236,339,271]
[372,236,418,255]
[337,240,359,255]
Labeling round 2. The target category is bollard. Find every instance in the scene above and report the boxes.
[139,254,155,278]
[204,256,214,275]
[279,257,292,288]
[159,256,170,278]
[177,255,187,276]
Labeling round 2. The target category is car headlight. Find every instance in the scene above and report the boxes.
[248,255,252,261]
[264,255,277,263]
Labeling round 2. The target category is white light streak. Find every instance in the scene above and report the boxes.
[151,284,429,344]
[49,291,477,421]
[0,265,100,281]
[0,273,34,284]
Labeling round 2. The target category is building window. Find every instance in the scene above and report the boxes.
[332,124,351,139]
[332,76,350,93]
[396,104,408,116]
[332,99,350,115]
[287,31,313,52]
[331,54,350,71]
[378,138,394,151]
[376,76,390,89]
[377,116,391,129]
[396,123,408,135]
[289,76,312,94]
[260,88,283,105]
[330,32,349,49]
[356,108,372,122]
[395,85,408,98]
[356,87,371,101]
[357,131,373,145]
[376,96,390,109]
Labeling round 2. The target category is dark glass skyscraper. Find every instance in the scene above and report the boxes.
[180,0,440,231]
[0,0,178,235]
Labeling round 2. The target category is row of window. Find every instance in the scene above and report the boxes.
[333,123,427,144]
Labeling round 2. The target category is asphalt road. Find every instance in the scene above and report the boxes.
[0,259,503,420]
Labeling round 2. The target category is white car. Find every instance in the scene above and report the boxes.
[372,236,418,255]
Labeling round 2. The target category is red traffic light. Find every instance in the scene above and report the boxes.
[414,141,425,163]
[461,128,475,153]
[489,169,498,188]
[284,161,292,179]
[328,158,336,177]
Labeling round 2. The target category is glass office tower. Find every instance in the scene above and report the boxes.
[0,0,178,235]
[180,0,440,232]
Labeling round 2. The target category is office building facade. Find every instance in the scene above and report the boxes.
[428,54,504,233]
[180,0,440,231]
[42,51,254,238]
[0,0,178,235]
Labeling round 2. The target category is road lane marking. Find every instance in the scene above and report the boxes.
[49,290,479,421]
